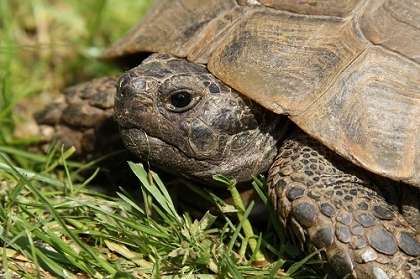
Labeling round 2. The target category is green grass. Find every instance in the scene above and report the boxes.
[1,157,322,278]
[0,1,324,278]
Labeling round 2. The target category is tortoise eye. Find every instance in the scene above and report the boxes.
[170,91,192,108]
[165,89,200,112]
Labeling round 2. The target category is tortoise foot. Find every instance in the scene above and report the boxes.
[268,131,420,278]
[34,76,121,161]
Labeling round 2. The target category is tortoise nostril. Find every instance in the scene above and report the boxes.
[117,85,128,98]
[118,87,127,98]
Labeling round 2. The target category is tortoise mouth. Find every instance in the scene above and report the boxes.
[119,126,181,158]
[119,127,217,182]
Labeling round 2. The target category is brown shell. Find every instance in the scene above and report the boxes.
[103,0,420,186]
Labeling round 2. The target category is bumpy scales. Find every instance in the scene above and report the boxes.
[269,131,420,278]
[112,54,420,278]
[36,0,420,278]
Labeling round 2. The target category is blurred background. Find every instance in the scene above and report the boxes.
[0,0,153,145]
[0,3,321,277]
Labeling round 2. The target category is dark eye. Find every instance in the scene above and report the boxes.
[165,89,200,112]
[170,91,192,108]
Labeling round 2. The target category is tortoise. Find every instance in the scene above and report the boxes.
[35,0,420,278]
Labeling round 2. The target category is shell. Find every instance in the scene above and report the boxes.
[103,0,420,186]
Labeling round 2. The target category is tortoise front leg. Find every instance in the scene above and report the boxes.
[268,130,420,279]
[35,76,122,161]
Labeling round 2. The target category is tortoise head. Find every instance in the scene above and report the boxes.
[114,54,289,186]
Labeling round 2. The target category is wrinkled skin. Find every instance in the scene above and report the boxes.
[115,54,289,186]
[114,54,420,279]
[35,53,420,279]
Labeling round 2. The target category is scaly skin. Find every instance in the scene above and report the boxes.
[268,131,420,278]
[35,76,122,161]
[114,54,420,279]
[34,76,138,187]
[36,54,420,278]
